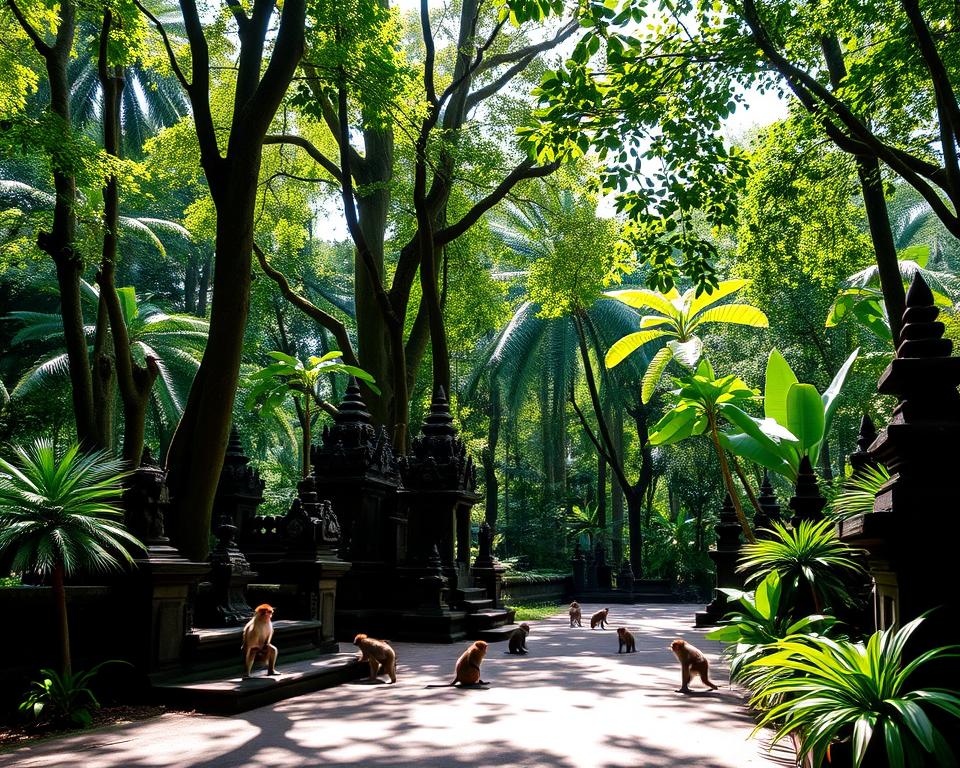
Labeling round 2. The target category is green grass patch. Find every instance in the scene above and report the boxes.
[505,601,565,621]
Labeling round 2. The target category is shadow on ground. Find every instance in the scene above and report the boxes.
[0,604,796,768]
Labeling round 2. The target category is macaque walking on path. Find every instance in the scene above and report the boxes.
[242,604,278,678]
[670,639,719,693]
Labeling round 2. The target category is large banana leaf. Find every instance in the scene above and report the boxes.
[719,432,797,479]
[685,278,750,317]
[787,383,825,455]
[641,345,673,403]
[649,404,705,446]
[693,304,769,330]
[764,349,798,427]
[668,336,703,367]
[603,288,678,317]
[604,329,669,368]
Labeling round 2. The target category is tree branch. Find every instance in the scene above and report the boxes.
[253,242,360,367]
[263,134,343,181]
[134,0,189,90]
[477,19,578,73]
[742,0,960,236]
[434,159,560,246]
[176,0,221,171]
[421,0,437,105]
[224,0,249,32]
[5,0,50,55]
[464,55,536,113]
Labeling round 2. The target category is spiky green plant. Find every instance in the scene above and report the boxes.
[737,520,864,614]
[827,464,891,521]
[0,440,140,675]
[750,617,960,768]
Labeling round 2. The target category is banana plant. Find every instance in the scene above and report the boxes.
[604,279,768,403]
[246,352,378,479]
[720,348,859,482]
[648,358,760,542]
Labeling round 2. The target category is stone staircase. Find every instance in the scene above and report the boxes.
[456,586,516,640]
[152,619,365,714]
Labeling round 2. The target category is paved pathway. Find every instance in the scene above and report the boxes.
[1,604,794,768]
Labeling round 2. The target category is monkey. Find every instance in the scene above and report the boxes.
[426,640,490,687]
[590,608,609,630]
[670,639,719,693]
[507,623,530,655]
[617,627,636,654]
[242,603,278,678]
[569,601,582,628]
[353,634,397,683]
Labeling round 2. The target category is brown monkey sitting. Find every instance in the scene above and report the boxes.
[427,640,490,687]
[670,639,719,693]
[590,608,609,630]
[507,623,530,655]
[353,633,397,684]
[617,627,636,653]
[569,601,582,628]
[242,604,278,678]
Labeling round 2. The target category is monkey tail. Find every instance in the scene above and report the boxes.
[425,680,458,688]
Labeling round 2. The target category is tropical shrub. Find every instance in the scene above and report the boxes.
[0,440,140,675]
[750,617,960,768]
[737,520,864,615]
[18,661,128,728]
[827,464,891,521]
[707,571,837,691]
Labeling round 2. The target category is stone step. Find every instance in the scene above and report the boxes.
[461,598,494,612]
[150,651,366,714]
[457,587,488,599]
[182,619,329,670]
[472,623,520,643]
[465,607,515,635]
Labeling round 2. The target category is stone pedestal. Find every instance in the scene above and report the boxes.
[195,515,257,627]
[696,494,742,627]
[594,542,613,590]
[572,543,586,593]
[472,521,506,608]
[617,559,635,594]
[839,276,960,693]
[121,453,208,672]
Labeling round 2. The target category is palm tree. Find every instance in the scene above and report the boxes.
[604,280,769,402]
[0,440,140,675]
[8,283,208,442]
[472,193,656,575]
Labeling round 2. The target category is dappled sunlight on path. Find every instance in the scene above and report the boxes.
[0,604,794,768]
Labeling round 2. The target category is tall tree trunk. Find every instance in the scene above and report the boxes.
[97,22,157,467]
[51,562,71,677]
[483,386,500,529]
[302,393,311,479]
[167,177,260,560]
[92,296,115,448]
[184,252,198,314]
[598,448,607,536]
[197,253,211,316]
[821,34,905,345]
[16,0,98,446]
[611,401,624,567]
[160,0,306,560]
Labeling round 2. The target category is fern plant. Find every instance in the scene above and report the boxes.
[828,464,891,521]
